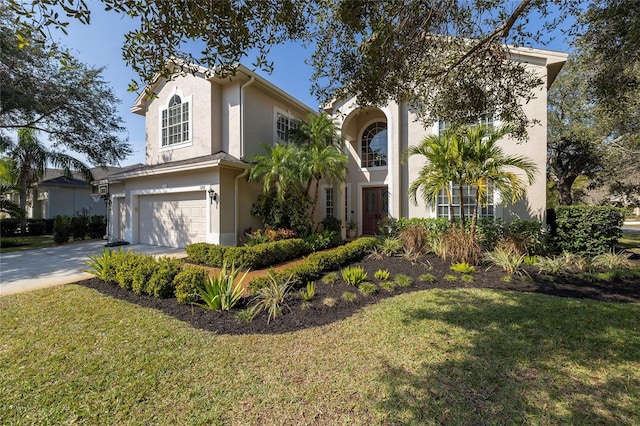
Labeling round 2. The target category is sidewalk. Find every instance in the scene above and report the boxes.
[0,241,186,297]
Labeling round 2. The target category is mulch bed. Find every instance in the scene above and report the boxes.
[78,254,640,336]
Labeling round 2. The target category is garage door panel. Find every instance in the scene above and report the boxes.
[139,192,206,247]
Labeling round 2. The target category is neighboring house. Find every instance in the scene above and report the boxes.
[104,47,567,248]
[321,46,568,235]
[102,65,314,248]
[9,167,136,220]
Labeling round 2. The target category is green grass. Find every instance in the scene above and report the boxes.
[0,234,55,253]
[1,285,639,424]
[619,231,640,254]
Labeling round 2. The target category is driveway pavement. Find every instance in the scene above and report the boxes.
[0,241,187,297]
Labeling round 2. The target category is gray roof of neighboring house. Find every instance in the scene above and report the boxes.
[103,152,249,182]
[38,176,90,188]
[39,165,142,184]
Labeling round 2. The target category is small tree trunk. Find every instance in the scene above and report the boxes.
[557,175,576,206]
[457,184,466,232]
[18,175,28,236]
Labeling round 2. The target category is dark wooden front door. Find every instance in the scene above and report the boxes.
[362,187,388,235]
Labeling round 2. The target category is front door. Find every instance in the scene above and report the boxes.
[362,186,388,235]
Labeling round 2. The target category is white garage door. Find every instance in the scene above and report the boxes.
[139,192,206,247]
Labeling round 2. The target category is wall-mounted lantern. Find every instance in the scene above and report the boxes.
[208,188,217,204]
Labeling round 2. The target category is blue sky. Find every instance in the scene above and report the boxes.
[57,5,573,166]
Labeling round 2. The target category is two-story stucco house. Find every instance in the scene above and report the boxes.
[104,47,567,248]
[103,65,314,248]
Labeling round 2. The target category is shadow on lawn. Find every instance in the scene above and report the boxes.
[375,290,640,424]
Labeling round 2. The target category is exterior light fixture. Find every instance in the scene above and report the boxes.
[208,188,217,203]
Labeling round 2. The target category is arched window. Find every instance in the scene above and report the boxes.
[360,122,387,167]
[161,94,190,147]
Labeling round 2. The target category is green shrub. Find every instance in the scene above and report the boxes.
[114,252,147,290]
[484,247,525,275]
[26,219,46,236]
[247,237,378,294]
[70,216,89,240]
[147,257,182,298]
[174,266,208,304]
[450,262,475,274]
[419,273,436,283]
[321,216,342,233]
[552,206,624,256]
[299,281,316,301]
[591,251,633,270]
[87,215,106,239]
[374,269,390,281]
[197,262,247,311]
[322,272,338,285]
[305,230,342,252]
[378,236,403,256]
[0,237,21,248]
[477,218,548,255]
[379,281,395,292]
[341,266,368,285]
[84,249,118,281]
[358,281,377,295]
[131,256,157,295]
[394,274,413,287]
[0,219,20,236]
[186,238,310,269]
[341,291,358,302]
[461,274,475,283]
[52,215,71,244]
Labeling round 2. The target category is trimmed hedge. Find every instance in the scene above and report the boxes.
[96,249,183,298]
[552,206,624,256]
[186,238,311,269]
[247,237,378,294]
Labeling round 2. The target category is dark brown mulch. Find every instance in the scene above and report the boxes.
[78,254,640,336]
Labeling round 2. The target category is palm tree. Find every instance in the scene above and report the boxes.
[405,124,538,237]
[0,128,93,234]
[294,113,348,224]
[459,123,538,238]
[249,143,301,202]
[405,127,464,229]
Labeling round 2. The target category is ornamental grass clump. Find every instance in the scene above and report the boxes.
[378,236,404,256]
[484,247,526,275]
[450,262,475,274]
[374,269,391,281]
[197,262,247,311]
[591,251,633,270]
[300,281,316,301]
[250,272,293,323]
[341,266,368,285]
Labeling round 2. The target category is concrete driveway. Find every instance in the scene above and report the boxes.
[0,241,187,297]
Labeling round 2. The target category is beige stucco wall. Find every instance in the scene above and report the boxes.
[144,75,216,165]
[330,50,558,228]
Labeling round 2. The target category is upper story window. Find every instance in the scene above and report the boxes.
[438,113,494,134]
[275,112,300,144]
[161,94,191,147]
[361,122,387,168]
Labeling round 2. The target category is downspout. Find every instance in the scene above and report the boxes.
[235,76,254,245]
[234,168,249,246]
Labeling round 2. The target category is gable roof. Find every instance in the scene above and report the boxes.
[130,63,317,116]
[39,176,89,188]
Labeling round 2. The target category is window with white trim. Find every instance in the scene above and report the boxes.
[436,182,494,219]
[161,94,190,147]
[325,187,335,218]
[360,122,387,168]
[275,112,300,143]
[438,113,494,134]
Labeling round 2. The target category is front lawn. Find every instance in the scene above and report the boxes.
[0,234,55,253]
[1,284,639,424]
